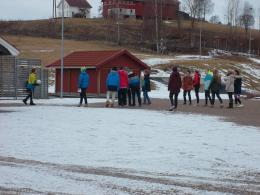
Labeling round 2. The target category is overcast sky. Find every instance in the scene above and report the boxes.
[0,0,259,27]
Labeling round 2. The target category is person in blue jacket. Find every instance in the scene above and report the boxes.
[128,72,141,107]
[203,69,213,106]
[78,67,89,107]
[106,67,120,107]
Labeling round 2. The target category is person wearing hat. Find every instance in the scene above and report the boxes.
[23,68,37,105]
[78,67,89,107]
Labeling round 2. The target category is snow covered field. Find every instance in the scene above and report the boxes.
[0,105,260,194]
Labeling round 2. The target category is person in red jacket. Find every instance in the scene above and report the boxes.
[118,67,129,106]
[168,66,182,111]
[182,69,193,105]
[193,70,201,105]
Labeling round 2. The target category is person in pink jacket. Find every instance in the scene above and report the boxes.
[118,67,129,106]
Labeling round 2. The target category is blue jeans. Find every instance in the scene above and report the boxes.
[143,90,151,104]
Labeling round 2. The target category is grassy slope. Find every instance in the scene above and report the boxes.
[4,35,125,65]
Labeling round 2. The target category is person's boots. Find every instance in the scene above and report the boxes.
[23,99,27,105]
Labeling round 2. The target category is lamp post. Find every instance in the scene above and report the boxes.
[60,0,64,98]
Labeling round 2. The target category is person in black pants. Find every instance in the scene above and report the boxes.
[210,69,223,107]
[168,67,182,111]
[234,70,243,107]
[225,70,235,109]
[128,72,141,106]
[193,70,201,105]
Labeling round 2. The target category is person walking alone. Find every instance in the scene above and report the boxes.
[168,67,182,111]
[142,69,151,105]
[182,69,193,105]
[106,67,120,107]
[193,70,201,106]
[210,69,223,108]
[78,67,89,107]
[23,68,37,105]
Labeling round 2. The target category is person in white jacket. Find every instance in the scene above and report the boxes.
[225,70,235,108]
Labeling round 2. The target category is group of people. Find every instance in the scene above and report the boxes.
[78,67,151,107]
[168,67,243,111]
[23,66,243,111]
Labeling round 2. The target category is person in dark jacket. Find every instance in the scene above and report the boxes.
[182,69,193,105]
[210,69,223,107]
[234,70,243,107]
[168,67,182,111]
[142,69,151,105]
[193,70,201,105]
[78,67,90,107]
[106,67,120,107]
[128,72,141,107]
[23,68,37,105]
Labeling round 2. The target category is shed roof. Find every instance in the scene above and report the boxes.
[0,36,20,56]
[46,49,149,70]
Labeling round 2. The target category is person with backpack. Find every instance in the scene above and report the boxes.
[210,69,223,107]
[203,69,213,106]
[118,67,129,107]
[23,68,37,105]
[193,70,201,105]
[225,70,235,109]
[78,67,89,107]
[106,67,120,107]
[128,72,142,107]
[234,70,243,107]
[168,67,182,111]
[142,69,151,105]
[182,69,193,105]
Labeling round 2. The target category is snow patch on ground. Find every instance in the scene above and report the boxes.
[0,106,259,194]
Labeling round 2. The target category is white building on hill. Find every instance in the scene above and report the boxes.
[57,0,92,18]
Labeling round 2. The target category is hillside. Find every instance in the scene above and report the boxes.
[1,18,260,55]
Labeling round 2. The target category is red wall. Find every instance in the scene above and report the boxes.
[55,69,98,95]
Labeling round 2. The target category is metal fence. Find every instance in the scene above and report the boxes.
[0,56,48,99]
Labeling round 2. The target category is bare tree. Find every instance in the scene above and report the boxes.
[197,0,214,21]
[239,1,255,36]
[182,0,201,29]
[209,15,221,24]
[226,0,241,27]
[53,0,57,18]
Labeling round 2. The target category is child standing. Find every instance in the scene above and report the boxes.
[78,67,89,107]
[193,70,201,105]
[106,67,120,107]
[142,69,151,105]
[234,70,243,107]
[128,72,142,107]
[225,70,235,109]
[210,69,223,107]
[168,67,182,111]
[182,70,193,105]
[203,70,213,106]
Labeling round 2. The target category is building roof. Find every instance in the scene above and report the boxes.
[46,49,149,70]
[65,0,92,8]
[0,36,20,56]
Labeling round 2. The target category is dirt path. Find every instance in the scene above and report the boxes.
[90,98,260,128]
[1,98,260,128]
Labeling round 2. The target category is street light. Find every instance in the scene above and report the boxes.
[60,0,64,98]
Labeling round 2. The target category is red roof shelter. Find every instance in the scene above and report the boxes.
[46,49,149,97]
